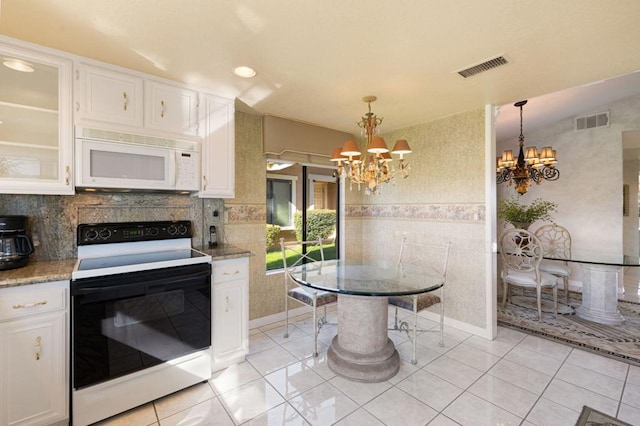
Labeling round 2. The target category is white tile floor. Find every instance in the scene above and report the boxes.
[95,308,640,425]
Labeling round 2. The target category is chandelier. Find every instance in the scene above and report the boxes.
[330,96,411,195]
[496,100,559,195]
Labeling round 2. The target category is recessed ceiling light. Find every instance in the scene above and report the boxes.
[233,66,256,78]
[3,58,35,73]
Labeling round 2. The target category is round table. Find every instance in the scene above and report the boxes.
[288,259,444,382]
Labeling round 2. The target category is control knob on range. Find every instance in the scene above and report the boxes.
[177,224,188,235]
[167,225,178,235]
[146,227,159,236]
[99,229,112,240]
[85,229,99,241]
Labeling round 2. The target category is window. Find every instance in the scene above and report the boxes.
[267,174,297,228]
[266,164,339,271]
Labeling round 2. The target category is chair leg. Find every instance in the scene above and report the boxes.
[284,295,289,339]
[502,281,508,307]
[553,286,558,317]
[313,303,318,357]
[439,288,445,347]
[394,307,400,330]
[536,287,542,321]
[563,276,569,305]
[411,296,418,365]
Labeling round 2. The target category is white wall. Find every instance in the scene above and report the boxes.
[497,93,640,288]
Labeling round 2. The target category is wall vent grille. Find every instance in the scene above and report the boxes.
[575,111,610,131]
[457,56,509,78]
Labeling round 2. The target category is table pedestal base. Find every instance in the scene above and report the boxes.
[576,264,625,325]
[327,295,399,382]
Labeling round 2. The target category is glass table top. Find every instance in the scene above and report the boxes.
[542,249,640,267]
[287,259,444,296]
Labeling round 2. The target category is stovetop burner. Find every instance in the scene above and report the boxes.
[73,220,211,280]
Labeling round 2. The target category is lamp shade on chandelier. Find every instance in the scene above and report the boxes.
[331,96,411,195]
[497,100,559,195]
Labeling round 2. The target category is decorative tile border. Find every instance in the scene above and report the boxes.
[225,203,484,223]
[225,204,266,223]
[345,203,485,222]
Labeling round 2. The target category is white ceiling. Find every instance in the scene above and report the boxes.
[1,1,640,136]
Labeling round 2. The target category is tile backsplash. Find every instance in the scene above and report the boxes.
[0,193,223,261]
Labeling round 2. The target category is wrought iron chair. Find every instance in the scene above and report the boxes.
[499,228,558,320]
[280,237,337,357]
[388,237,451,365]
[534,224,572,304]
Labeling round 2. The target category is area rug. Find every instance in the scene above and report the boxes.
[575,405,632,426]
[498,291,640,366]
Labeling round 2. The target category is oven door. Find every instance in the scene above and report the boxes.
[72,262,211,390]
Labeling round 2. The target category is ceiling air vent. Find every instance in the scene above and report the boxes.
[575,111,610,131]
[457,56,509,78]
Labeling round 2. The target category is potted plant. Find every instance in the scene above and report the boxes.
[497,196,557,229]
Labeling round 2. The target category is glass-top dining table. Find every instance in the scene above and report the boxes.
[288,259,444,382]
[542,249,640,325]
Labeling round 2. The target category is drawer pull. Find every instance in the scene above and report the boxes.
[225,296,230,312]
[161,100,165,117]
[13,300,48,309]
[35,336,41,360]
[123,92,128,111]
[222,271,240,276]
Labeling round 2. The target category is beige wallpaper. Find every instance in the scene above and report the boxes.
[230,108,490,329]
[343,108,488,328]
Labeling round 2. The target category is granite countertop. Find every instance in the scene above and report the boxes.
[0,245,252,289]
[196,244,253,260]
[0,258,77,288]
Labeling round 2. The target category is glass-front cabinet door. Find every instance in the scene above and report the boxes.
[0,39,73,194]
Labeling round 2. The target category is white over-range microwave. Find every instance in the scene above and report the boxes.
[75,128,200,193]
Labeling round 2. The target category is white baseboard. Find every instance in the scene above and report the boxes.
[417,310,494,339]
[251,305,494,341]
[249,306,312,329]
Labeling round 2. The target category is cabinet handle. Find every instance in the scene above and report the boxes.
[225,296,230,312]
[203,175,208,191]
[123,92,128,111]
[222,271,240,276]
[161,100,165,118]
[13,300,48,309]
[65,165,71,185]
[75,101,80,111]
[35,336,41,360]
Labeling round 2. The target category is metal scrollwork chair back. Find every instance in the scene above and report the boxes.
[389,236,451,365]
[280,237,337,357]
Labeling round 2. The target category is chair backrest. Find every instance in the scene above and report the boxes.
[397,237,452,280]
[280,237,325,292]
[499,228,543,273]
[280,237,325,270]
[534,224,571,259]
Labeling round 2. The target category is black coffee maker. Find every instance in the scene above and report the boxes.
[0,216,34,270]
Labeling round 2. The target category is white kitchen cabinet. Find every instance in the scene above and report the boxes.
[211,257,249,372]
[199,94,235,198]
[145,80,199,136]
[75,63,144,128]
[0,280,68,426]
[75,63,200,139]
[0,38,73,195]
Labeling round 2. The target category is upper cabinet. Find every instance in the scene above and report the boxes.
[75,63,199,139]
[0,39,73,195]
[145,80,199,136]
[75,63,144,128]
[199,94,235,198]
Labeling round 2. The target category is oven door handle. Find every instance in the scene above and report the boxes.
[74,268,211,295]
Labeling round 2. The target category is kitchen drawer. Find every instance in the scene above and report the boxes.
[212,258,249,283]
[0,281,67,321]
